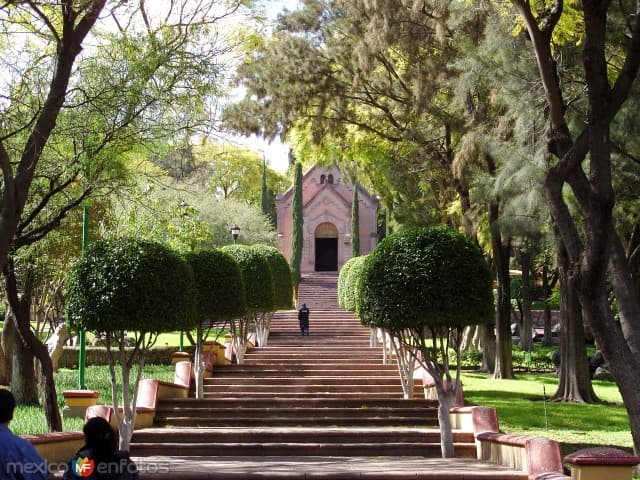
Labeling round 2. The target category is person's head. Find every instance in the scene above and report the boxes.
[0,389,16,425]
[83,417,117,454]
[302,303,307,308]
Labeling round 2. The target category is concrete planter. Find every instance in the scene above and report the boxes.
[62,390,99,419]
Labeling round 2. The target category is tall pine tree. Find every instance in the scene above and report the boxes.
[351,184,360,258]
[290,162,304,301]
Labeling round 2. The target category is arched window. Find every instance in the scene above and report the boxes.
[320,174,326,184]
[327,174,334,184]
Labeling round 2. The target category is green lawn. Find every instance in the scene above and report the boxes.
[11,364,175,435]
[461,372,633,456]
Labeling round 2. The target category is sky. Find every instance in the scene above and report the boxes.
[221,0,300,174]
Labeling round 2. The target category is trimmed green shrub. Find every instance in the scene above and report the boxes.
[252,245,293,310]
[338,259,354,309]
[359,227,493,330]
[338,255,367,313]
[184,249,246,321]
[67,238,196,335]
[222,244,275,313]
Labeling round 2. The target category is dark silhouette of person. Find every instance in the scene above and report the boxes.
[0,389,47,480]
[298,303,310,335]
[64,417,138,480]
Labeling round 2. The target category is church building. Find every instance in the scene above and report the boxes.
[275,165,379,272]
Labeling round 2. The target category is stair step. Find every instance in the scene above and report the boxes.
[132,427,470,444]
[157,398,437,409]
[131,442,477,457]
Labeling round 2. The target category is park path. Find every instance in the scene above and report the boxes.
[130,272,526,479]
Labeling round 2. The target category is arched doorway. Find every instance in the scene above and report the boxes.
[315,222,338,271]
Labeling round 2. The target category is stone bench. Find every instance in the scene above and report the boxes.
[85,361,192,429]
[476,431,565,479]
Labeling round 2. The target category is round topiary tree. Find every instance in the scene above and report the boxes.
[359,227,493,458]
[338,255,367,314]
[66,238,197,450]
[184,249,246,398]
[221,245,275,363]
[251,245,293,347]
[338,257,355,310]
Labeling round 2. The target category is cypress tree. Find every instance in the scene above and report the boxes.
[351,183,360,257]
[260,157,270,221]
[290,162,303,299]
[260,157,277,229]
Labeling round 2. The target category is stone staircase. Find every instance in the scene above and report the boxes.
[296,272,340,310]
[130,273,527,479]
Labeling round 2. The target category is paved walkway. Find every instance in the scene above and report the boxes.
[135,456,526,479]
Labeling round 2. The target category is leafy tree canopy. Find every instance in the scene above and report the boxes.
[338,255,367,313]
[359,227,493,330]
[184,249,247,322]
[221,244,275,313]
[66,238,197,335]
[251,245,293,310]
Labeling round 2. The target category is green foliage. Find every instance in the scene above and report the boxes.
[110,183,276,250]
[221,245,275,313]
[183,249,246,322]
[338,255,367,313]
[252,245,293,310]
[290,162,304,287]
[359,227,493,329]
[66,238,197,335]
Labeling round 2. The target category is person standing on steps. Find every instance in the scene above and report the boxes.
[298,303,310,335]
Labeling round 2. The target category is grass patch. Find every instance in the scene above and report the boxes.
[11,364,175,435]
[461,372,633,456]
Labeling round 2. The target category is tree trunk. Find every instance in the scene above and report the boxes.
[231,316,250,365]
[11,330,39,405]
[436,382,455,458]
[541,263,555,346]
[0,314,14,385]
[4,261,62,430]
[255,312,272,347]
[552,244,599,403]
[194,325,204,399]
[489,201,514,379]
[518,249,533,351]
[390,338,414,399]
[480,324,495,373]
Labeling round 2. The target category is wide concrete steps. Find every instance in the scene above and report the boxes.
[296,273,341,310]
[131,427,476,457]
[153,399,436,427]
[130,274,529,479]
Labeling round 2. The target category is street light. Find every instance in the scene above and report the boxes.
[230,224,240,244]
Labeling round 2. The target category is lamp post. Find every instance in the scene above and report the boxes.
[230,224,240,244]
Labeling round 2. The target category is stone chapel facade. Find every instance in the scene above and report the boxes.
[275,165,379,272]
